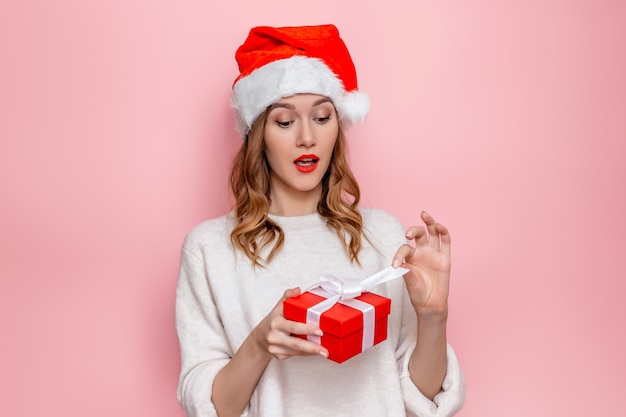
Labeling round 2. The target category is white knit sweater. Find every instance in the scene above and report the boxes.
[176,208,464,417]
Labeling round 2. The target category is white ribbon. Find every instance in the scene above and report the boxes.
[304,266,408,352]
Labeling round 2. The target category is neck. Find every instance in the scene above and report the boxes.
[268,185,322,217]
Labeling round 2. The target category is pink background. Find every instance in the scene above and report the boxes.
[2,1,625,416]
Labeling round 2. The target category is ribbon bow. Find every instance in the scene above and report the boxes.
[306,266,409,301]
[304,266,409,352]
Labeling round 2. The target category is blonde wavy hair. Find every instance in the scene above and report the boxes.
[229,108,364,266]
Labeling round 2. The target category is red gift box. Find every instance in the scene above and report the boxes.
[283,290,391,363]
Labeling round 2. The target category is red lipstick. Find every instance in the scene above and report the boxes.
[294,154,319,173]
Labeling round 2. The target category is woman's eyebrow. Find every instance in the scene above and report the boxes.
[313,97,332,106]
[268,102,295,111]
[268,97,332,112]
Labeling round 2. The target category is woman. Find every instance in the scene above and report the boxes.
[176,25,464,417]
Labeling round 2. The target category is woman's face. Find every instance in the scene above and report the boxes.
[263,93,339,204]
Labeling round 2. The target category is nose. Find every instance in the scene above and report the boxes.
[296,119,316,148]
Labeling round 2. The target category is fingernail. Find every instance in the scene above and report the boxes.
[392,259,400,268]
[319,350,328,358]
[314,329,323,336]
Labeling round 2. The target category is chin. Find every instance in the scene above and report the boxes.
[292,181,323,193]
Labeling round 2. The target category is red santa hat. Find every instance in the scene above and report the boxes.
[231,24,370,136]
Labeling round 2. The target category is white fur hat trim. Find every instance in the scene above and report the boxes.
[231,56,370,136]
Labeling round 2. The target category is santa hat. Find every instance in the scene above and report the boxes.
[231,24,370,136]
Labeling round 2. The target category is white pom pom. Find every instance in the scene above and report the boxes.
[338,91,370,127]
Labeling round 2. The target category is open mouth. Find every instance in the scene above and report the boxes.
[294,154,320,173]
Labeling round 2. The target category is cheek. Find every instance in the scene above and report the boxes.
[263,142,288,172]
[263,148,278,170]
[323,130,339,153]
[263,135,282,162]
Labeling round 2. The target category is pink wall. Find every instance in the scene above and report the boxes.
[2,1,624,415]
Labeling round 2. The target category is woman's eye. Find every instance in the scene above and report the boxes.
[316,115,331,124]
[276,120,292,128]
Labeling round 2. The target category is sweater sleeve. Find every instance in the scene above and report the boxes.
[400,342,465,416]
[394,259,465,416]
[175,244,230,417]
[369,209,465,416]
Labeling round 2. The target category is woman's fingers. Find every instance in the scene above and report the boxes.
[280,287,301,302]
[405,225,428,247]
[404,212,450,251]
[266,317,328,359]
[420,211,440,249]
[436,222,451,256]
[392,243,415,268]
[270,314,322,337]
[263,290,329,360]
[393,212,452,270]
[272,287,301,317]
[267,330,329,359]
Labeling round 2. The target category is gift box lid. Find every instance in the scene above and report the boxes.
[283,291,391,337]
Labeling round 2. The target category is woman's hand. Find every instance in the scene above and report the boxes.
[392,211,451,317]
[212,288,327,416]
[251,287,329,360]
